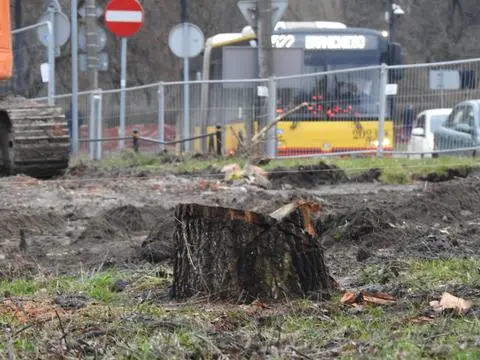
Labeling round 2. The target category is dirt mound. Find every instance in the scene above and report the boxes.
[136,209,176,263]
[268,161,347,189]
[75,217,130,244]
[316,177,480,266]
[350,168,382,182]
[64,160,152,179]
[414,167,471,182]
[104,205,147,232]
[76,205,164,245]
[0,211,65,238]
[319,207,399,248]
[404,233,460,259]
[136,205,174,229]
[399,178,480,222]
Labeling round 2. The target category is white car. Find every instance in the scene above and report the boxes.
[407,108,452,158]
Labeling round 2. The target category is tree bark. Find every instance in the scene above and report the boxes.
[172,201,333,302]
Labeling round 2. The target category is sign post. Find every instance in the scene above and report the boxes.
[77,4,108,74]
[168,23,204,153]
[237,0,288,30]
[71,0,79,154]
[104,0,144,149]
[237,0,287,158]
[37,1,71,105]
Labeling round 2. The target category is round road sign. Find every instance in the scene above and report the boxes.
[168,23,205,58]
[104,0,144,38]
[37,10,71,48]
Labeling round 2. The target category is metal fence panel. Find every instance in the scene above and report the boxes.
[196,79,267,155]
[26,57,480,160]
[274,66,386,157]
[388,59,480,157]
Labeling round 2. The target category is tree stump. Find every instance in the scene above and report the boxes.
[172,201,333,302]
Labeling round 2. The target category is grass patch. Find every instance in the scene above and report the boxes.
[71,152,480,185]
[0,260,479,359]
[0,268,121,302]
[359,258,480,292]
[403,258,480,291]
[0,278,41,296]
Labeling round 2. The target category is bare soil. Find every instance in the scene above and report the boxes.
[0,168,478,284]
[1,168,479,359]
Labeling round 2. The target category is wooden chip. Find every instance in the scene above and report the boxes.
[409,315,435,324]
[341,291,357,305]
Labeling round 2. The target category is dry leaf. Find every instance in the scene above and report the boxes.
[430,292,472,314]
[221,163,241,174]
[429,300,441,310]
[244,165,268,178]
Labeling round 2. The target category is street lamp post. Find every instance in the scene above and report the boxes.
[386,0,404,43]
[388,0,395,43]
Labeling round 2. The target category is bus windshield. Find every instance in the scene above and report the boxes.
[277,50,384,120]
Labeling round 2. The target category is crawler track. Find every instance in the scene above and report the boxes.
[0,96,70,178]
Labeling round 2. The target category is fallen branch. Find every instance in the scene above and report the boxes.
[230,126,247,155]
[252,102,308,145]
[55,309,70,352]
[230,126,245,148]
[5,327,14,360]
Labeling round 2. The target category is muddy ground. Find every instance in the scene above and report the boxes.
[0,164,479,358]
[0,164,478,289]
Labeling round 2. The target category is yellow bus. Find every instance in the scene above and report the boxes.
[190,21,405,156]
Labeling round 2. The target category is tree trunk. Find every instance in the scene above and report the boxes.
[172,201,333,302]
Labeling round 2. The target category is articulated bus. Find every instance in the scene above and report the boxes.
[190,21,405,156]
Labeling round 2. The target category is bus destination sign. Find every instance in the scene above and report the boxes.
[270,33,379,50]
[305,35,366,50]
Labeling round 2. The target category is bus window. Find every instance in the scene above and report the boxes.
[326,64,381,118]
[280,50,384,119]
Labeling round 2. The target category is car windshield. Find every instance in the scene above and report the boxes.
[430,115,449,132]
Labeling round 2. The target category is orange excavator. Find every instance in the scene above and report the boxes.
[0,0,69,178]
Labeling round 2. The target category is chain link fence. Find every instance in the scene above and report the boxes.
[274,66,386,157]
[390,58,480,157]
[30,57,480,160]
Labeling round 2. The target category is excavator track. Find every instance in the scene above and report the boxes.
[0,96,70,179]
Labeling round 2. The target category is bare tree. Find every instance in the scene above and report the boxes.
[11,0,480,98]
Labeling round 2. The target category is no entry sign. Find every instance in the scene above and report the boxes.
[104,0,144,37]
